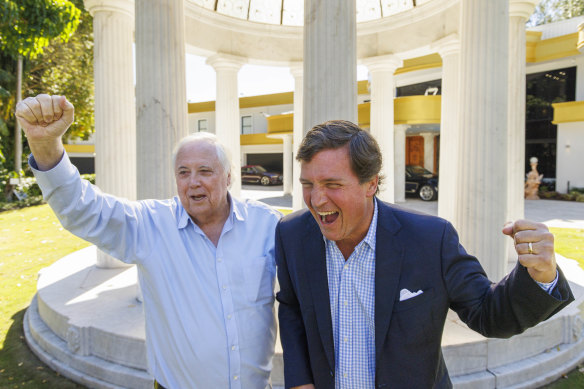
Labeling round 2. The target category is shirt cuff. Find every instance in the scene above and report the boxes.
[536,270,559,294]
[29,152,78,192]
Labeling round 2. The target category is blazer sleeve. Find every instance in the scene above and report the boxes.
[440,221,574,338]
[275,223,314,388]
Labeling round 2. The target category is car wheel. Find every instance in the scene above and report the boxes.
[418,185,437,201]
[260,176,271,186]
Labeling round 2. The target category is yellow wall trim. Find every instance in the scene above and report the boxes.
[395,53,442,75]
[526,31,543,62]
[240,92,294,108]
[578,22,584,52]
[189,92,294,113]
[552,101,584,124]
[267,113,293,134]
[531,32,580,63]
[394,95,441,124]
[64,144,95,154]
[241,133,283,145]
[358,103,371,127]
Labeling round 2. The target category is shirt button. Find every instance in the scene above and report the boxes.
[344,300,348,306]
[222,285,227,290]
[231,345,237,350]
[344,337,348,342]
[217,257,223,262]
[233,375,239,381]
[344,264,348,269]
[227,314,232,319]
[343,373,348,378]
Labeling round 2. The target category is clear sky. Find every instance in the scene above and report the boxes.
[186,54,370,103]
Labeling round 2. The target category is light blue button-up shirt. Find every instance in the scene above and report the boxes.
[31,154,281,389]
[326,200,378,389]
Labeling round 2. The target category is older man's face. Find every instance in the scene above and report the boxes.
[174,140,230,226]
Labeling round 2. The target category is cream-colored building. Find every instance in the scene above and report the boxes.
[68,15,584,200]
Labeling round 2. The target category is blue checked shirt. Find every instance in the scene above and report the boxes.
[326,200,378,389]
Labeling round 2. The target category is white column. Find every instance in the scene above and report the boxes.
[432,34,461,228]
[282,134,293,195]
[576,22,584,100]
[303,0,357,131]
[85,0,135,268]
[290,64,305,210]
[135,0,188,200]
[457,0,509,281]
[420,132,435,173]
[206,54,246,199]
[577,54,584,101]
[394,125,408,203]
[508,0,539,225]
[362,55,403,203]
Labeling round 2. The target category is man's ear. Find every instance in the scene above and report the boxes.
[366,175,379,197]
[227,172,232,187]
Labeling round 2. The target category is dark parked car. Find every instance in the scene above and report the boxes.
[405,165,438,201]
[241,165,283,186]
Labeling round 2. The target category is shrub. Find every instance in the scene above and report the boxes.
[0,171,96,212]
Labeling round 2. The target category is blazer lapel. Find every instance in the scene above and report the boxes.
[304,217,336,372]
[374,201,405,365]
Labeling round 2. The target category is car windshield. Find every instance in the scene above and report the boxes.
[408,165,432,175]
[254,166,267,173]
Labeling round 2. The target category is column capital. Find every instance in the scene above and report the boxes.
[289,62,303,78]
[431,34,460,59]
[84,0,134,19]
[394,124,409,133]
[420,131,436,138]
[361,54,403,73]
[578,22,584,53]
[206,53,247,72]
[509,0,539,20]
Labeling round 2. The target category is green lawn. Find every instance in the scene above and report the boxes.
[0,205,582,388]
[0,204,89,388]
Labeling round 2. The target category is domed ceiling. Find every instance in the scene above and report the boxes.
[189,0,427,26]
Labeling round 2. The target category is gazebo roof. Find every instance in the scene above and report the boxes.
[189,0,436,26]
[185,0,459,64]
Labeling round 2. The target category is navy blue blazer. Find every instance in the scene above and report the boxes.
[275,200,573,389]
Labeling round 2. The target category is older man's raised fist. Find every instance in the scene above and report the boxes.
[15,94,74,170]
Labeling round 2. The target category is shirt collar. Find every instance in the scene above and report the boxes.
[177,192,242,230]
[361,198,378,251]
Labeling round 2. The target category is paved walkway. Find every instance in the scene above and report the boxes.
[241,185,584,229]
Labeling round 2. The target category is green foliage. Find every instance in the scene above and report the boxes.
[24,3,94,140]
[0,167,95,208]
[0,0,81,60]
[0,0,93,179]
[529,0,584,26]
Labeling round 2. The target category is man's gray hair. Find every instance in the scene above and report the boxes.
[172,132,232,179]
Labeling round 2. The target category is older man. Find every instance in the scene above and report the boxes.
[275,120,574,389]
[16,94,280,389]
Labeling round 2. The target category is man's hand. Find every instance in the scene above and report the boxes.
[15,94,74,170]
[503,219,557,283]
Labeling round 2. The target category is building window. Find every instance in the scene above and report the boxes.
[525,67,576,180]
[198,119,208,132]
[241,115,252,134]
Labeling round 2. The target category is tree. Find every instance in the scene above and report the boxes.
[529,0,584,26]
[25,3,94,141]
[0,0,91,176]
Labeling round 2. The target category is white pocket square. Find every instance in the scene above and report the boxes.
[399,288,423,301]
